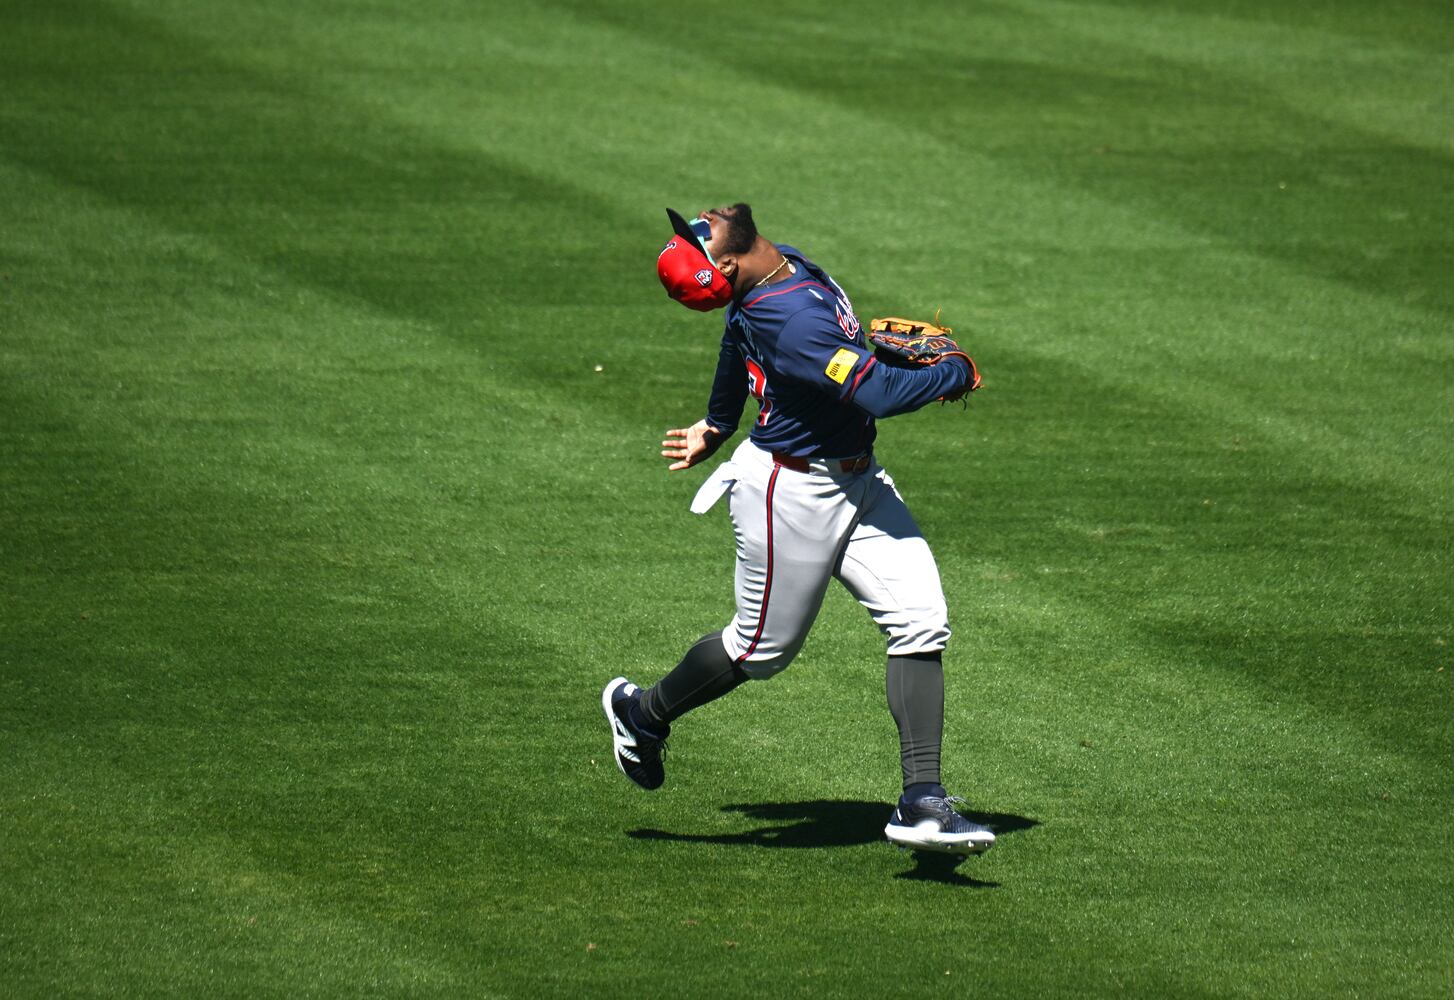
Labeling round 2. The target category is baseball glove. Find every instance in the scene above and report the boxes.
[868,315,982,402]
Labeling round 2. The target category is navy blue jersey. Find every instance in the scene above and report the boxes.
[704,245,971,457]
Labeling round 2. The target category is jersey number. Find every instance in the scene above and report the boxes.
[745,358,773,426]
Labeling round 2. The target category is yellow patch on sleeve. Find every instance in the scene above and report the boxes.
[825,348,859,385]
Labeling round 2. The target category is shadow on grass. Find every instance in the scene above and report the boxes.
[629,800,1038,888]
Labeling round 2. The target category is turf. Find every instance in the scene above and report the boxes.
[2,0,1451,996]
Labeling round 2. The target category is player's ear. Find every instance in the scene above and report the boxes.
[715,255,739,282]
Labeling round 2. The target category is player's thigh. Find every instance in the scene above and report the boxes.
[725,467,857,669]
[834,480,950,653]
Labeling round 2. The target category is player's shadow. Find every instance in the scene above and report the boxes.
[628,799,1038,888]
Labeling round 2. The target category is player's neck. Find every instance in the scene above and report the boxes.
[735,238,794,298]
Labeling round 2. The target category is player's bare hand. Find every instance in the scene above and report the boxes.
[662,419,724,471]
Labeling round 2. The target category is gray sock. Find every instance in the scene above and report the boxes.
[640,631,749,725]
[886,652,944,789]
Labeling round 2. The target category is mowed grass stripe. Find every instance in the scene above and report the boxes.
[5,750,477,994]
[1031,0,1454,152]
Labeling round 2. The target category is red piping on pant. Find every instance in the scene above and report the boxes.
[737,464,780,664]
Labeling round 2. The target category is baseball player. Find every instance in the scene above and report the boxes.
[602,203,993,855]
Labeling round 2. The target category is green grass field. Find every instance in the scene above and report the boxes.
[3,0,1452,996]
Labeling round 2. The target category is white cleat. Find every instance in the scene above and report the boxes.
[884,795,996,855]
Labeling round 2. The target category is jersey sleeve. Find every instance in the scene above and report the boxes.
[705,325,749,435]
[771,309,879,404]
[849,354,972,418]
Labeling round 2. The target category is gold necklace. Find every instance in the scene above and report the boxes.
[753,254,793,289]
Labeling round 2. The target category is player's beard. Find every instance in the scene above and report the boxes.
[720,203,758,255]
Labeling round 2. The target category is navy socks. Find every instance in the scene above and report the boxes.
[639,631,749,726]
[887,652,946,793]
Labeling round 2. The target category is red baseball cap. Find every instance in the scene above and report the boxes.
[657,208,733,311]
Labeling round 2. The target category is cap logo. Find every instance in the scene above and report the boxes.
[659,208,734,311]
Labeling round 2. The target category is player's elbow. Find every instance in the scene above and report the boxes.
[847,377,907,419]
[850,393,895,420]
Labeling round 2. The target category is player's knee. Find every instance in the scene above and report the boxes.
[737,633,805,677]
[883,602,950,657]
[738,648,798,679]
[722,620,805,678]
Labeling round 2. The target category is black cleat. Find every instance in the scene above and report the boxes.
[602,677,669,790]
